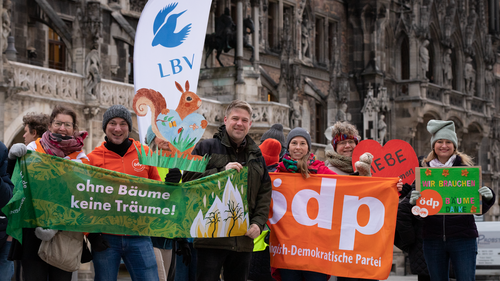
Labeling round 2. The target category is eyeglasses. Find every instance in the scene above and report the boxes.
[337,139,356,147]
[52,121,74,128]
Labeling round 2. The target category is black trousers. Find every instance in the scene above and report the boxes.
[22,259,72,281]
[196,248,251,281]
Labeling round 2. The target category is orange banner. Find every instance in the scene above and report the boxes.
[268,173,399,280]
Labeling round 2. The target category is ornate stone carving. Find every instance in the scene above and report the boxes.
[99,80,134,108]
[85,49,101,101]
[465,9,477,54]
[86,1,102,50]
[130,0,147,13]
[2,0,11,54]
[12,62,83,102]
[485,66,495,102]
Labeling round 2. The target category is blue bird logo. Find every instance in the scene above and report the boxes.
[152,3,192,48]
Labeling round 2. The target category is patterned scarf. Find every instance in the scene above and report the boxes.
[279,152,317,173]
[40,131,88,158]
[325,150,353,173]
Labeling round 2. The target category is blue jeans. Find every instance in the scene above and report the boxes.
[175,242,197,281]
[423,237,477,281]
[279,269,328,281]
[93,235,159,281]
[0,241,14,281]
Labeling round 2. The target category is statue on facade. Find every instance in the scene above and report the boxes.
[336,102,349,122]
[204,8,255,67]
[378,114,387,145]
[420,40,430,78]
[215,8,235,51]
[491,141,500,172]
[443,49,453,87]
[301,17,311,59]
[85,50,101,100]
[485,66,495,101]
[2,0,11,54]
[290,93,302,128]
[464,57,475,95]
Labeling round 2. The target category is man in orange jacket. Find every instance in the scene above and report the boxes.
[88,105,161,281]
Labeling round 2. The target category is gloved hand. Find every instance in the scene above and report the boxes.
[355,152,373,177]
[409,190,421,205]
[35,227,58,241]
[8,143,27,159]
[479,186,493,200]
[88,233,111,252]
[165,168,182,183]
[176,239,192,266]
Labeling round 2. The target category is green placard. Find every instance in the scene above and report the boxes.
[415,166,482,215]
[2,151,250,242]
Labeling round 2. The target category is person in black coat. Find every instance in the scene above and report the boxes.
[0,141,15,281]
[409,120,495,281]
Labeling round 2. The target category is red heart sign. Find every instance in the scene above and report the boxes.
[351,139,419,185]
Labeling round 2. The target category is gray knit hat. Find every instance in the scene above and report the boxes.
[102,105,133,132]
[286,127,312,152]
[261,124,286,147]
[427,120,458,149]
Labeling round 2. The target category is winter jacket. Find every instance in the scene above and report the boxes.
[182,125,272,252]
[0,141,14,245]
[421,155,495,240]
[88,139,161,181]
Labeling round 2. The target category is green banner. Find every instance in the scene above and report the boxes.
[3,151,249,242]
[415,166,482,215]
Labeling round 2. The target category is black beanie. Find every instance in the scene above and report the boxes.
[102,105,133,132]
[261,124,286,148]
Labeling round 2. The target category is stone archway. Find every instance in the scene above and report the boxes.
[4,106,53,147]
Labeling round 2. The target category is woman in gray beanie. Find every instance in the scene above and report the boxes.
[408,119,495,281]
[273,127,336,280]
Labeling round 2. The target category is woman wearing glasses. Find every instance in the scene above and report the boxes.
[8,105,89,280]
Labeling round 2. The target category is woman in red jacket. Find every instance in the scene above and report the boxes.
[275,127,336,280]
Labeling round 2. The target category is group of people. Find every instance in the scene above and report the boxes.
[0,99,495,281]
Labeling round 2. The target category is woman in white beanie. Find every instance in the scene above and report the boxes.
[409,119,495,281]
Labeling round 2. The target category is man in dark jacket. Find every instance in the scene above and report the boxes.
[0,141,14,281]
[182,100,272,281]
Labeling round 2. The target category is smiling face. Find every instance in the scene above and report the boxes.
[105,117,129,145]
[336,139,357,157]
[288,136,309,160]
[23,124,38,145]
[224,108,252,146]
[49,114,74,137]
[433,139,455,163]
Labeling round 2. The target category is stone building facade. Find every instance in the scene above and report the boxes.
[1,0,500,277]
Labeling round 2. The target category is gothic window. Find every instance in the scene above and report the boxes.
[328,21,337,63]
[400,36,409,80]
[315,101,325,144]
[268,1,279,50]
[128,44,134,84]
[315,17,325,64]
[451,50,457,90]
[48,27,66,71]
[426,42,435,82]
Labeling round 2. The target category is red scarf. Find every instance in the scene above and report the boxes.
[40,131,88,157]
